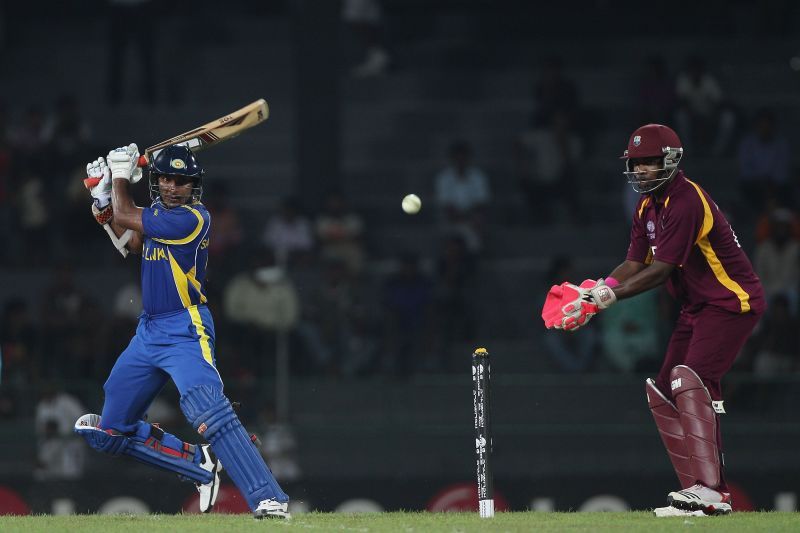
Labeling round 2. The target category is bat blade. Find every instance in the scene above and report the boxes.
[137,99,269,166]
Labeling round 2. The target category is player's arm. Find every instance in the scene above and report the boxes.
[111,179,145,234]
[86,156,143,256]
[108,144,146,235]
[607,259,647,283]
[109,218,144,254]
[608,259,674,301]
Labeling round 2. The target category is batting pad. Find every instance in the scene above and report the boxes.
[74,414,211,484]
[180,385,288,510]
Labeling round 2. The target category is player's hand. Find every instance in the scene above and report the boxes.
[542,284,566,329]
[543,279,594,330]
[108,143,142,183]
[587,278,617,310]
[560,278,618,331]
[85,157,111,209]
[559,279,600,331]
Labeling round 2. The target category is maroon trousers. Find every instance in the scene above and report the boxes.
[654,305,761,401]
[652,304,761,491]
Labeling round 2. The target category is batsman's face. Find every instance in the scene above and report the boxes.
[158,175,193,207]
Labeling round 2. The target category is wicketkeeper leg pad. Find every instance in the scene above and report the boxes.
[646,378,694,489]
[670,365,722,489]
[74,413,211,484]
[180,385,288,511]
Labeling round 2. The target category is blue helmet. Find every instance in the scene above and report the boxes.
[148,145,204,202]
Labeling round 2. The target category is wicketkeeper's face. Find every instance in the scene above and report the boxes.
[631,157,665,182]
[157,175,194,208]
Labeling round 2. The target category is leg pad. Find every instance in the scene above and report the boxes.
[670,365,722,489]
[180,385,288,511]
[646,379,694,489]
[74,413,211,484]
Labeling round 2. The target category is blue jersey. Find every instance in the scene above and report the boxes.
[141,201,211,315]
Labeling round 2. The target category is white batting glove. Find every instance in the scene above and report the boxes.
[107,143,142,183]
[86,157,112,208]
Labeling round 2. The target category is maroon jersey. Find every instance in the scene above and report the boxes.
[626,171,765,314]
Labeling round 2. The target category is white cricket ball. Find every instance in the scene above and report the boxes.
[402,194,421,214]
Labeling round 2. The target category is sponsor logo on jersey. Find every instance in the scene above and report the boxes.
[647,219,656,240]
[144,246,168,261]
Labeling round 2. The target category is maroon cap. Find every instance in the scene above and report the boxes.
[621,124,682,160]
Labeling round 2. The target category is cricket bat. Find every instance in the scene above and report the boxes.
[136,98,269,166]
[84,98,269,189]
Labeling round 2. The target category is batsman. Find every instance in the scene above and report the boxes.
[75,143,290,519]
[542,124,765,517]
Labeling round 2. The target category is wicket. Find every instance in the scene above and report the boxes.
[472,347,494,518]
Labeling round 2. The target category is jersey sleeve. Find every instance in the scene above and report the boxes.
[142,205,206,244]
[625,198,650,263]
[653,193,705,266]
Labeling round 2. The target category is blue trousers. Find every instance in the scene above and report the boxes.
[101,305,221,432]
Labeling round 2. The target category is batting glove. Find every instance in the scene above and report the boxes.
[86,157,112,208]
[108,143,142,183]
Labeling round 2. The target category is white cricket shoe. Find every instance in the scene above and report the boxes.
[196,444,223,513]
[668,483,732,515]
[253,499,291,519]
[654,505,707,517]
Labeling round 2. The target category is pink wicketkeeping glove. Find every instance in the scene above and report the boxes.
[541,279,599,331]
[559,279,599,331]
[541,284,566,329]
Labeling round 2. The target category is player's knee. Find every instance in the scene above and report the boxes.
[669,364,704,393]
[670,365,725,413]
[179,384,237,439]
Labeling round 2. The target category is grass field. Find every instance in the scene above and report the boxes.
[1,511,799,532]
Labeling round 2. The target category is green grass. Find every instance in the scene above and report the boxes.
[1,511,798,532]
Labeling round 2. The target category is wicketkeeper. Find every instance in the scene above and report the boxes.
[75,143,290,519]
[542,124,765,517]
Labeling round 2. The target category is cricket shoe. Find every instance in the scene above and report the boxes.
[196,444,223,513]
[653,505,706,517]
[253,499,291,519]
[667,484,732,515]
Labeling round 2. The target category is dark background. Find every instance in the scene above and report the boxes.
[0,0,798,515]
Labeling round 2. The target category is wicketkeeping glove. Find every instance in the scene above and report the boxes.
[107,143,143,183]
[559,279,599,331]
[542,278,618,332]
[559,278,617,332]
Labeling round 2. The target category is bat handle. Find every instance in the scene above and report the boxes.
[137,155,148,167]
